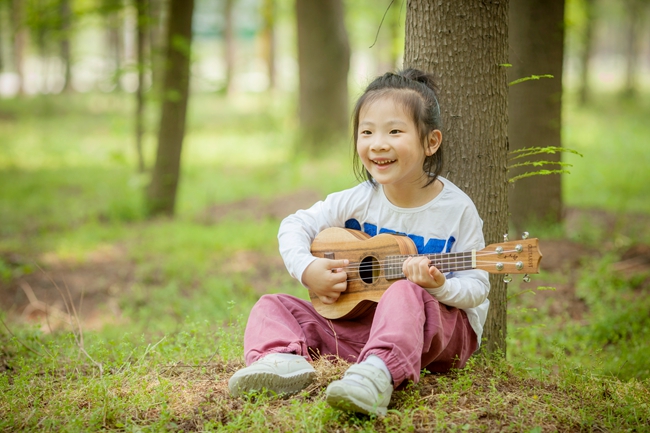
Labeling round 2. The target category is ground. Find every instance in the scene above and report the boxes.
[1,190,649,332]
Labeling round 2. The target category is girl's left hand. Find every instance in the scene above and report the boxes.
[402,256,446,289]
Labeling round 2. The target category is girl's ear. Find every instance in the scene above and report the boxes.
[425,130,442,156]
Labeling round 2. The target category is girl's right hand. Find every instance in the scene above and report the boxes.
[302,258,349,304]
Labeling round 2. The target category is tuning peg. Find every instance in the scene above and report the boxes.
[523,274,531,283]
[503,274,512,284]
[522,231,529,240]
[503,233,509,242]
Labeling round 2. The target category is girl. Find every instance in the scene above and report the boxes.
[228,69,490,416]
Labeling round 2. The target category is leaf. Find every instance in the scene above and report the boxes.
[509,74,555,86]
[507,161,574,170]
[509,146,583,161]
[508,169,572,183]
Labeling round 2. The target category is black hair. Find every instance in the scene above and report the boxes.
[351,68,443,188]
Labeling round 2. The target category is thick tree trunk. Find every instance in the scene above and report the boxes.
[404,0,509,354]
[508,0,564,231]
[135,0,147,173]
[296,0,350,155]
[578,0,595,106]
[145,0,194,216]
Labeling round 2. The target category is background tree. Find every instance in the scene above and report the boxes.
[223,0,235,96]
[622,0,644,98]
[59,0,72,92]
[145,0,194,216]
[295,0,350,155]
[260,0,275,91]
[404,0,510,353]
[134,0,148,173]
[508,0,565,232]
[10,0,26,96]
[578,0,596,105]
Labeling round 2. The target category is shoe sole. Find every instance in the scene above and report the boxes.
[229,369,316,397]
[325,385,388,416]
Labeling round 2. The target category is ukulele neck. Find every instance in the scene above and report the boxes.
[384,251,476,280]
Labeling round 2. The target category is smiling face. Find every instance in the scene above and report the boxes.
[356,95,442,206]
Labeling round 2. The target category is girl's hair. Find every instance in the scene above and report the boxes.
[352,68,443,188]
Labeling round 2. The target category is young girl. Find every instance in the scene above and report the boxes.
[228,69,490,416]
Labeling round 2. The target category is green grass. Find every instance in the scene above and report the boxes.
[1,89,650,431]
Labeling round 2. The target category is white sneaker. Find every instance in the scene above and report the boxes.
[325,364,393,416]
[228,353,316,397]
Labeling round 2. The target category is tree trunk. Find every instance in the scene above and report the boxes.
[622,0,641,98]
[11,0,26,96]
[404,0,509,354]
[59,0,73,92]
[223,0,235,96]
[135,0,147,173]
[296,0,350,155]
[145,0,194,217]
[260,0,275,91]
[578,0,595,106]
[148,0,165,93]
[0,2,4,74]
[508,0,564,231]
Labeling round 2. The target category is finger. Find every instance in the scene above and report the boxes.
[329,259,349,271]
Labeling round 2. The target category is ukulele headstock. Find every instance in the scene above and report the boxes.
[477,232,542,282]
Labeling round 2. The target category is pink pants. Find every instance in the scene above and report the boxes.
[243,280,478,388]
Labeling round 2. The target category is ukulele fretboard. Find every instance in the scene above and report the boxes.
[384,251,475,279]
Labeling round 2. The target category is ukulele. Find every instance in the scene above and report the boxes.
[309,227,542,319]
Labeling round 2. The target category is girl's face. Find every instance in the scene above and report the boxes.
[356,96,441,203]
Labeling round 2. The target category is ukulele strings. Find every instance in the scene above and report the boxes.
[337,248,524,277]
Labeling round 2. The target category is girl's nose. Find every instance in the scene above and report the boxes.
[370,137,389,151]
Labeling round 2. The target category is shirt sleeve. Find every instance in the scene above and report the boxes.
[425,206,491,309]
[277,190,353,285]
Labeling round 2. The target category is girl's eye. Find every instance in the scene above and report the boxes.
[390,129,401,134]
[360,130,372,135]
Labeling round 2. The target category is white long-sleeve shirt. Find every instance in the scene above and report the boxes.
[278,177,490,345]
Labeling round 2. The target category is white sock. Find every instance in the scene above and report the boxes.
[263,352,304,361]
[362,354,392,382]
[345,355,392,383]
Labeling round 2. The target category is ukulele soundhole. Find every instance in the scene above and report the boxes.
[359,255,380,284]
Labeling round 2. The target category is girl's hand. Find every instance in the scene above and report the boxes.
[302,258,349,304]
[402,256,446,289]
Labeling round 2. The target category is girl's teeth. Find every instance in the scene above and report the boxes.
[375,160,395,165]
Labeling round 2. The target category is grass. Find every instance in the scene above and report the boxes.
[1,89,650,431]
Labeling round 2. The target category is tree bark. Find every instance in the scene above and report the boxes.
[135,0,147,173]
[296,0,350,155]
[508,0,564,231]
[404,0,509,354]
[145,0,194,217]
